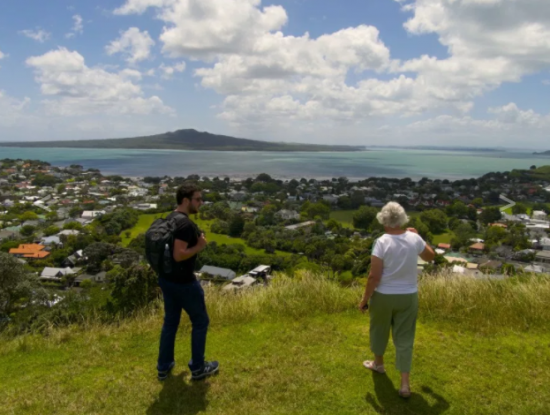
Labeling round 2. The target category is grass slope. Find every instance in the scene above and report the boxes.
[121,212,289,256]
[1,274,550,415]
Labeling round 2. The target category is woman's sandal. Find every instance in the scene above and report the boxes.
[398,387,411,399]
[362,360,386,374]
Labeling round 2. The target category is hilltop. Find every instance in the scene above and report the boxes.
[1,274,550,415]
[0,129,363,152]
[533,150,550,156]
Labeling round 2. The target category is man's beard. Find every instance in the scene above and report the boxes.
[189,206,199,215]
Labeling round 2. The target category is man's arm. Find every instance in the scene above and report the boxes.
[173,234,207,262]
[359,255,383,312]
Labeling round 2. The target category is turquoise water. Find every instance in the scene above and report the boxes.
[0,147,547,180]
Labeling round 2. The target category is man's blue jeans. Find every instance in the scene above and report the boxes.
[157,279,210,372]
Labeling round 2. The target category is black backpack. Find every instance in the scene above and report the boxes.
[145,212,187,275]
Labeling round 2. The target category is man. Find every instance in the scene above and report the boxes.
[157,182,219,381]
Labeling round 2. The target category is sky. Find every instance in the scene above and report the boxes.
[0,0,550,149]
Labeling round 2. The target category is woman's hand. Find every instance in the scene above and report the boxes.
[359,298,369,313]
[407,227,418,234]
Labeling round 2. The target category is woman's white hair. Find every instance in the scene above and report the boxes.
[376,202,409,228]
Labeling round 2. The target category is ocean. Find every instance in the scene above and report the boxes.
[0,147,547,180]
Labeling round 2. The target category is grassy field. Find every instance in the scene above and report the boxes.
[121,212,289,256]
[432,232,453,245]
[1,273,550,415]
[329,210,356,228]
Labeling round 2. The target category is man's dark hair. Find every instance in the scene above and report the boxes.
[176,182,201,205]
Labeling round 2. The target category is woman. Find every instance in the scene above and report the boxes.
[359,202,435,398]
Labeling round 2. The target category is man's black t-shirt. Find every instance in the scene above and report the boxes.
[162,211,200,284]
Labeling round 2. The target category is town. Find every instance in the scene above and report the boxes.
[1,158,550,329]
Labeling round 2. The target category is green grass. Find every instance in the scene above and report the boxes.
[1,273,550,414]
[329,210,356,228]
[432,232,453,245]
[121,212,290,256]
[121,212,170,246]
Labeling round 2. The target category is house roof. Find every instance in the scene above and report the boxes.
[437,243,451,249]
[469,243,485,250]
[9,244,46,254]
[199,265,236,279]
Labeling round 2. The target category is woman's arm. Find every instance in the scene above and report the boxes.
[359,255,383,312]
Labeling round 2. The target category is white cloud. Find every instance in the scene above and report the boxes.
[106,27,155,64]
[543,80,550,86]
[25,47,173,116]
[382,103,550,148]
[0,50,5,60]
[65,14,84,38]
[0,90,31,128]
[159,61,186,79]
[19,28,51,43]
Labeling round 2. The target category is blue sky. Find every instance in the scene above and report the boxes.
[1,0,549,149]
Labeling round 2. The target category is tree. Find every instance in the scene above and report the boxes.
[420,209,448,234]
[408,216,433,242]
[479,207,502,225]
[472,198,483,208]
[228,215,245,238]
[107,264,159,315]
[0,252,46,316]
[352,206,378,230]
[44,225,60,236]
[19,211,38,221]
[512,203,528,215]
[303,202,331,220]
[20,225,36,237]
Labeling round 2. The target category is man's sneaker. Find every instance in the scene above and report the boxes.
[157,361,175,381]
[191,361,219,380]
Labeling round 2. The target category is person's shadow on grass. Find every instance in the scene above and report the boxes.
[365,372,450,415]
[147,372,210,415]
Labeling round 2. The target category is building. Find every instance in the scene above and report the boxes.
[40,267,82,282]
[9,244,50,259]
[532,210,548,220]
[535,251,550,264]
[540,237,550,251]
[276,209,300,221]
[81,210,105,219]
[469,243,485,254]
[437,243,451,250]
[198,265,236,281]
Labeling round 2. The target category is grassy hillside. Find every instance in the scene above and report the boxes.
[1,273,550,414]
[0,129,363,152]
[121,212,290,256]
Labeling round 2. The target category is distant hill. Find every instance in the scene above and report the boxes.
[534,150,550,156]
[510,165,550,181]
[0,129,363,152]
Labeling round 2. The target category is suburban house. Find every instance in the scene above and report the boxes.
[81,210,106,219]
[469,243,485,254]
[276,209,300,221]
[536,251,550,264]
[437,243,451,250]
[40,267,82,282]
[74,271,107,286]
[9,244,50,259]
[532,210,548,220]
[198,265,236,281]
[540,237,550,251]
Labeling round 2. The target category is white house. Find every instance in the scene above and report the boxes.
[541,237,550,251]
[199,265,236,281]
[40,267,81,282]
[81,210,106,219]
[532,210,548,220]
[276,209,300,221]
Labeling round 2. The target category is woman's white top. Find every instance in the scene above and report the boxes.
[371,231,426,294]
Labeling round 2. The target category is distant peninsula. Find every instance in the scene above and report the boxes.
[0,129,363,152]
[533,150,550,156]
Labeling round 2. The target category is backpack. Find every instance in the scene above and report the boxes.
[145,212,187,275]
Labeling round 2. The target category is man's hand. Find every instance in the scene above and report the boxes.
[407,227,418,234]
[359,298,369,313]
[197,233,207,251]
